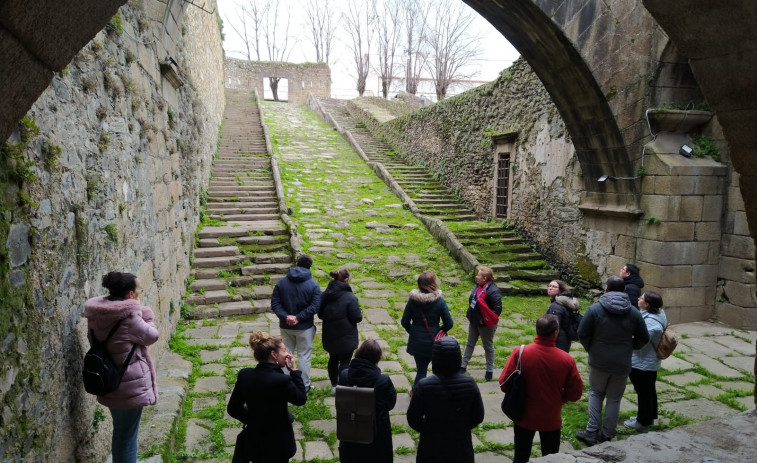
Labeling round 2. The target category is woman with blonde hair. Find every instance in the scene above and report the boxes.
[227,331,307,463]
[401,270,454,386]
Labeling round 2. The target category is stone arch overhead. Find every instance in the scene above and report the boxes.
[464,0,670,207]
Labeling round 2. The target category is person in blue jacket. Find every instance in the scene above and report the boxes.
[271,254,321,391]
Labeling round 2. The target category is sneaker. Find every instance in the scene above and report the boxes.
[575,429,599,446]
[331,386,336,395]
[624,417,649,432]
[484,371,493,381]
[306,385,316,393]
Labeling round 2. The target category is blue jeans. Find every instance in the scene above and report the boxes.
[413,355,431,385]
[281,326,316,388]
[110,407,143,463]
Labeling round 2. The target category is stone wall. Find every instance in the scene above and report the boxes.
[0,0,224,460]
[225,58,331,104]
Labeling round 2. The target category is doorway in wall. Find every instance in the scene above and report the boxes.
[262,77,289,101]
[495,151,511,218]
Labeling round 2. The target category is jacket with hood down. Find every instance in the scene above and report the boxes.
[407,337,484,463]
[318,279,363,355]
[338,357,397,463]
[577,291,650,375]
[545,292,580,352]
[632,309,667,371]
[623,273,645,307]
[83,296,159,409]
[271,266,322,330]
[401,289,454,358]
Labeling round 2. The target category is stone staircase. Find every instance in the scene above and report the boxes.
[314,97,558,293]
[184,88,292,318]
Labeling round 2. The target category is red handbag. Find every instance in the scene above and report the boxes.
[420,310,447,341]
[474,284,499,327]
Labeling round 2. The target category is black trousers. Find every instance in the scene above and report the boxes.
[327,351,353,386]
[513,424,561,463]
[629,368,658,426]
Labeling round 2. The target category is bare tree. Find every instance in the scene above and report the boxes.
[225,0,270,60]
[302,0,339,66]
[262,0,296,101]
[425,0,481,100]
[374,0,402,98]
[401,0,430,95]
[343,0,376,97]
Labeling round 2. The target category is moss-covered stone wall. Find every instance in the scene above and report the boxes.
[0,1,224,460]
[351,59,588,282]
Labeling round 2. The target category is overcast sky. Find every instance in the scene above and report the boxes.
[217,0,520,100]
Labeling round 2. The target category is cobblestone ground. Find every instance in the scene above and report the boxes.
[167,102,756,463]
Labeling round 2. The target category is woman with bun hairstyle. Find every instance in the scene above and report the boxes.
[545,279,581,353]
[83,272,159,463]
[318,268,363,393]
[227,331,307,463]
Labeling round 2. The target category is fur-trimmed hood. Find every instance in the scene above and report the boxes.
[84,296,154,323]
[555,293,580,311]
[408,289,443,304]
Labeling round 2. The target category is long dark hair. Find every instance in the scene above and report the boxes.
[330,269,350,282]
[102,272,137,299]
[642,291,663,314]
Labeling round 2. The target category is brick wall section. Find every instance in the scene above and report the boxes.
[225,58,331,103]
[0,1,224,460]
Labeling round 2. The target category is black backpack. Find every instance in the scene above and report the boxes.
[335,385,376,444]
[567,309,583,341]
[82,319,136,396]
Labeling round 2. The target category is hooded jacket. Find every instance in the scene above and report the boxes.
[407,337,484,463]
[338,357,397,463]
[318,279,363,355]
[83,296,159,409]
[400,289,454,357]
[623,273,645,307]
[466,281,503,326]
[545,292,580,352]
[271,266,322,330]
[577,291,650,375]
[632,309,667,371]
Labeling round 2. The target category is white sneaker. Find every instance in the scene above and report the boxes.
[624,417,649,432]
[331,386,336,395]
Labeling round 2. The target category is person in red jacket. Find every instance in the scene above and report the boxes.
[500,314,584,463]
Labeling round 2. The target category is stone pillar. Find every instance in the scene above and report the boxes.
[634,139,727,323]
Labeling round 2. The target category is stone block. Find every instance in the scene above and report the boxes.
[605,255,627,278]
[716,302,757,330]
[718,256,756,284]
[153,182,170,211]
[690,264,719,287]
[669,305,715,324]
[728,186,746,212]
[720,234,756,258]
[679,196,703,221]
[640,194,680,221]
[637,239,711,265]
[693,175,726,195]
[638,221,695,241]
[655,175,695,195]
[640,263,692,287]
[701,195,725,221]
[614,234,636,259]
[662,287,710,307]
[723,281,757,308]
[732,211,751,236]
[694,222,721,241]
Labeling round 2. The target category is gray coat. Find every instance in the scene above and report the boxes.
[577,291,650,375]
[632,310,667,371]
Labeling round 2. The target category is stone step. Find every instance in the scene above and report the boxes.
[456,229,518,239]
[184,299,271,319]
[206,202,277,209]
[207,206,278,215]
[193,246,240,258]
[198,222,287,238]
[209,213,280,221]
[207,191,276,199]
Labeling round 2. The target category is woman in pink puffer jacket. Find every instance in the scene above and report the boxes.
[84,272,159,463]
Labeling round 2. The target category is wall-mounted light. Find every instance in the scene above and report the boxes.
[160,56,184,89]
[679,144,693,158]
[598,175,614,182]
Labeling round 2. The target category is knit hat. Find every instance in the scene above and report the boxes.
[431,336,462,376]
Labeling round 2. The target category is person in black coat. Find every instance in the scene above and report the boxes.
[401,270,454,386]
[545,279,581,352]
[318,269,363,392]
[460,266,503,380]
[407,336,485,463]
[227,331,307,463]
[620,263,644,308]
[338,339,397,463]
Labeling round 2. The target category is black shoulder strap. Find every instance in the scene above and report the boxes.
[90,318,123,344]
[92,319,137,374]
